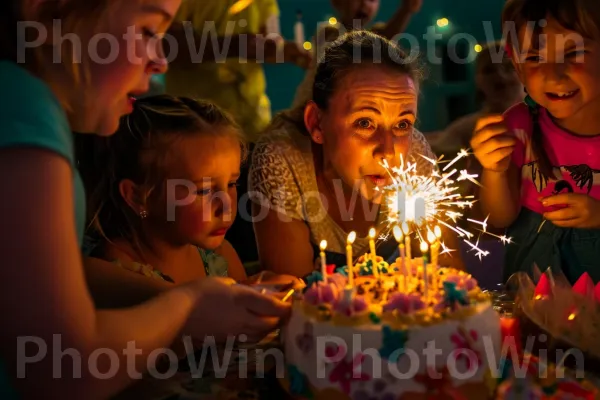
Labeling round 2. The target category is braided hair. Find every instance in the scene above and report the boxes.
[503,0,600,179]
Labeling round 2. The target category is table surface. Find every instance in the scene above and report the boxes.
[113,338,292,400]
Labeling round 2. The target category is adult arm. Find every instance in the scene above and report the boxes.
[0,149,200,399]
[83,256,173,309]
[167,21,310,66]
[371,0,423,40]
[253,205,315,277]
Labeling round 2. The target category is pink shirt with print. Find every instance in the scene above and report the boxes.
[506,102,600,214]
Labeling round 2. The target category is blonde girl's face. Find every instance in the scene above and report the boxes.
[514,17,600,126]
[148,134,242,251]
[71,0,181,135]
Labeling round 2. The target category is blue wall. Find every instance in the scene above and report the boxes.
[265,0,506,132]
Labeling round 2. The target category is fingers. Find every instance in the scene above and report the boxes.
[477,146,514,166]
[541,193,582,207]
[237,287,291,317]
[475,136,516,154]
[543,207,577,222]
[242,316,281,337]
[475,114,504,130]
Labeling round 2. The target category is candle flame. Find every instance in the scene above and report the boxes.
[434,225,442,239]
[420,241,429,253]
[427,229,436,244]
[369,228,376,239]
[392,226,403,242]
[401,222,410,235]
[347,231,356,245]
[319,240,327,251]
[568,313,576,321]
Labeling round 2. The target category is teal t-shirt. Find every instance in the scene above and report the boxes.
[0,61,87,398]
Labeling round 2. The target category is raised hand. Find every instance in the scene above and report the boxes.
[471,115,516,173]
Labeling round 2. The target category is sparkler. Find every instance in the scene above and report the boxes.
[378,150,512,259]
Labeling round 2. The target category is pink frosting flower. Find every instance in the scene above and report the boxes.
[382,293,425,314]
[304,281,339,305]
[333,295,368,316]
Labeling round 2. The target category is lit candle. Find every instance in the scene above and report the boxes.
[421,240,430,265]
[402,222,411,260]
[427,229,438,291]
[432,226,442,267]
[420,240,429,299]
[319,240,328,280]
[368,228,378,278]
[346,232,356,288]
[393,226,408,278]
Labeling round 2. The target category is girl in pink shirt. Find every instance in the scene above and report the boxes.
[471,0,600,284]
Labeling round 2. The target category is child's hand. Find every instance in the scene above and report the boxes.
[470,115,516,172]
[184,277,291,343]
[542,193,600,228]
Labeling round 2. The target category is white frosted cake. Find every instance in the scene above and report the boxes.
[281,255,502,400]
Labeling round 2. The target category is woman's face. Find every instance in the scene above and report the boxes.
[313,65,417,203]
[66,0,180,135]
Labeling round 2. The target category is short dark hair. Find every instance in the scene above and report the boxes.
[312,30,422,110]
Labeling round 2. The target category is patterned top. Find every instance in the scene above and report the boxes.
[114,248,229,282]
[248,109,436,261]
[507,102,600,214]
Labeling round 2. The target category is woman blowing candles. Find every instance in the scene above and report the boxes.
[249,31,465,279]
[0,1,288,398]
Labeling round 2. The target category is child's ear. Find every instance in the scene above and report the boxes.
[304,101,325,145]
[118,179,146,215]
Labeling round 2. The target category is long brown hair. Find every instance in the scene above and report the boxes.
[78,95,246,260]
[503,0,600,178]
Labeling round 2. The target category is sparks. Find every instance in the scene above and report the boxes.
[439,242,456,257]
[378,151,510,260]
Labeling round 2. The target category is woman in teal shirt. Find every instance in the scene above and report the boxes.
[0,1,289,398]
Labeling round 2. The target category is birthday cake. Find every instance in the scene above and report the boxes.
[282,254,503,400]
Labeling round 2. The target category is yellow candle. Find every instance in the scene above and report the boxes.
[346,232,356,288]
[402,222,411,260]
[368,228,378,277]
[420,240,429,299]
[393,225,408,278]
[427,229,438,267]
[319,240,328,279]
[432,226,442,267]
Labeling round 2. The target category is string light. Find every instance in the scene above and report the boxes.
[436,18,449,28]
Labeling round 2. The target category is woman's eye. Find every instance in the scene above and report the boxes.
[396,120,413,131]
[228,181,239,189]
[355,118,374,130]
[196,188,212,196]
